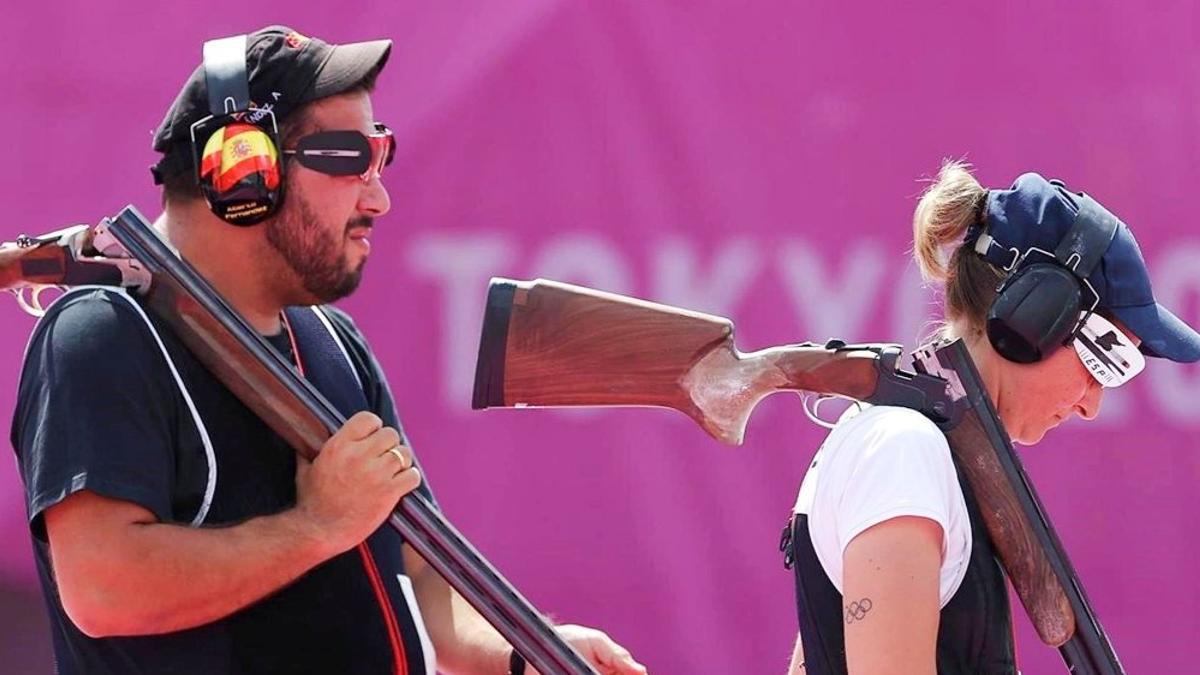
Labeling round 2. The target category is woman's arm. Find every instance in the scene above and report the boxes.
[787,633,805,674]
[841,516,943,675]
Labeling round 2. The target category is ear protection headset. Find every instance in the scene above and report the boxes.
[981,181,1120,364]
[189,35,283,226]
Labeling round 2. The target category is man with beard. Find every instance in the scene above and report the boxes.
[10,26,645,675]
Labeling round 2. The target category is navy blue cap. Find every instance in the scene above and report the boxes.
[976,172,1200,363]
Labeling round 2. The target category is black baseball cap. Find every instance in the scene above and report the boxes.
[151,25,391,180]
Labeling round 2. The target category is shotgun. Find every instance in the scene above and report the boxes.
[472,277,1124,675]
[2,211,597,675]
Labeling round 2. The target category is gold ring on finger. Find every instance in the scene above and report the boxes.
[387,446,409,470]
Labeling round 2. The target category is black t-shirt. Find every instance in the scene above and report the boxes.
[11,288,436,675]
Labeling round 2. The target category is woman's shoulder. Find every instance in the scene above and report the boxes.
[834,404,948,450]
[813,405,956,491]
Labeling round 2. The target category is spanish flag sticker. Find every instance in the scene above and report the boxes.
[199,123,280,194]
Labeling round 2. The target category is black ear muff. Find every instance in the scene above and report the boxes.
[190,34,284,226]
[981,187,1119,364]
[987,264,1083,363]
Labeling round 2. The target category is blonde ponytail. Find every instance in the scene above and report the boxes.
[912,159,987,283]
[911,160,1005,338]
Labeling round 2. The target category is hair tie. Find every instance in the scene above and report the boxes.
[963,189,990,246]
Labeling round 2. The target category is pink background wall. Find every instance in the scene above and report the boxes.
[2,2,1198,672]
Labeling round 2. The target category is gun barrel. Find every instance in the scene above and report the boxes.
[103,209,598,675]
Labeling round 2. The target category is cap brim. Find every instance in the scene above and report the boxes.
[312,39,392,99]
[1112,302,1200,363]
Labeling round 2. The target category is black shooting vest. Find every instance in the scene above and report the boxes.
[283,306,434,675]
[783,458,1017,675]
[22,289,436,675]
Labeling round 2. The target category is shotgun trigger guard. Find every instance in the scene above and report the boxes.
[801,393,863,430]
[863,345,962,430]
[11,285,66,317]
[6,220,152,317]
[794,340,958,428]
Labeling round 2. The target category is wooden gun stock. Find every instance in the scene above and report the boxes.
[473,278,884,444]
[473,277,1124,675]
[1,235,70,287]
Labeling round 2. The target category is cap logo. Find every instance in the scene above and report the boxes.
[1095,330,1125,352]
[285,31,309,49]
[1072,312,1145,388]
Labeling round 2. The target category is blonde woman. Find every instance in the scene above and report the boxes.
[785,163,1199,675]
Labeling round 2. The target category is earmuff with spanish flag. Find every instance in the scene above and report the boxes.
[190,35,283,226]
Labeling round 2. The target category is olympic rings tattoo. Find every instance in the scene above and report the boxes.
[844,598,873,624]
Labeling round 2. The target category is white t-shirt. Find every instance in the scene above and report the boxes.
[793,405,972,609]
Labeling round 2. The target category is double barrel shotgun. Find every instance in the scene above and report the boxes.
[471,277,1125,675]
[1,208,599,675]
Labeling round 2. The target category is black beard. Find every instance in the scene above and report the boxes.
[264,192,370,303]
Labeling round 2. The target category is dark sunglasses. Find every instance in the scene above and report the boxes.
[283,122,395,182]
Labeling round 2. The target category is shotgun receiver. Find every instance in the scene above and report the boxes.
[3,214,597,675]
[473,277,1124,675]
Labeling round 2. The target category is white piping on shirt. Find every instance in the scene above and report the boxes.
[310,306,363,391]
[397,574,438,675]
[35,286,219,527]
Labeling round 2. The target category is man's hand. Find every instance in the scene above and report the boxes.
[42,411,422,638]
[530,624,648,675]
[294,410,421,554]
